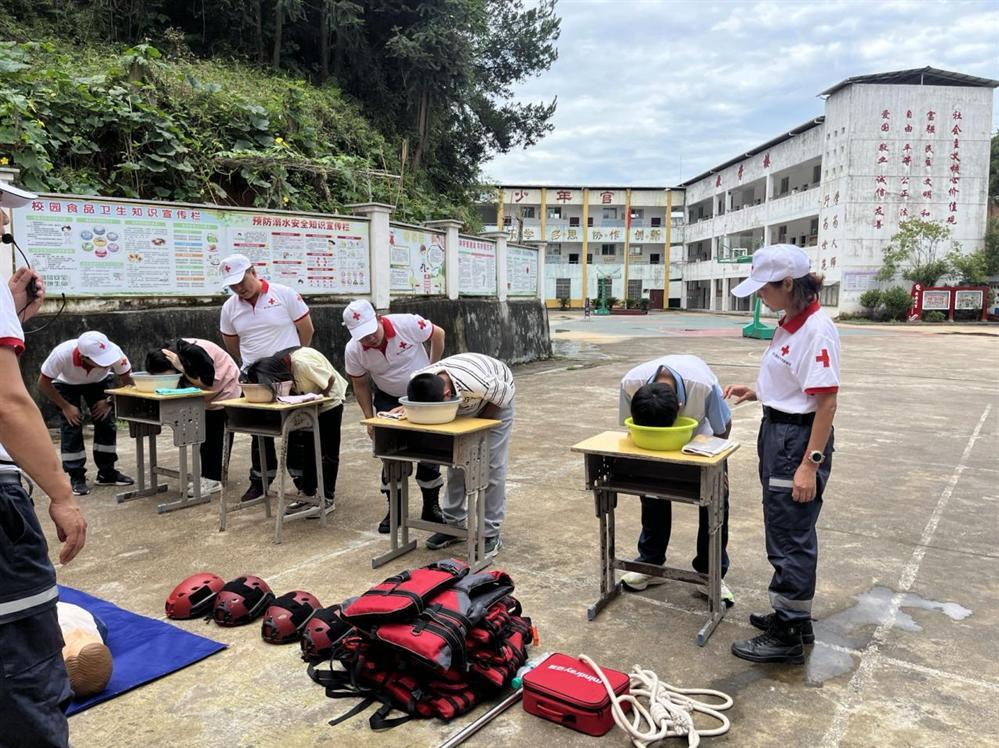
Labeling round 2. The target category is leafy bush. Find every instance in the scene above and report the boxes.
[557,296,570,310]
[881,287,914,321]
[638,298,650,311]
[923,310,947,322]
[604,296,619,310]
[858,289,883,313]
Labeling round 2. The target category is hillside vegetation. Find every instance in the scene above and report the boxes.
[0,1,560,225]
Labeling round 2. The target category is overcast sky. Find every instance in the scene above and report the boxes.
[482,0,999,187]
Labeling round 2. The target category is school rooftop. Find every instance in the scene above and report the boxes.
[58,312,998,747]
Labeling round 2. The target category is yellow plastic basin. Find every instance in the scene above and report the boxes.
[625,416,698,451]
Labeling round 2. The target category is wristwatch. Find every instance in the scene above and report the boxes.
[807,449,825,465]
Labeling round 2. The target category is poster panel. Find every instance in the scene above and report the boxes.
[921,290,951,310]
[954,290,983,310]
[388,225,446,295]
[12,195,370,295]
[506,245,538,296]
[458,235,496,296]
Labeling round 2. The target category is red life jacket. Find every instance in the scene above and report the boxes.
[339,558,468,628]
[306,562,532,730]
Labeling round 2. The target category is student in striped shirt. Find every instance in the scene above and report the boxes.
[407,353,515,556]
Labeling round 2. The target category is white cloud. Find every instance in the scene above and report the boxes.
[483,0,999,186]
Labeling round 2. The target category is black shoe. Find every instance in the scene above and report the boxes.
[378,511,391,534]
[750,612,815,644]
[240,483,264,503]
[425,531,462,550]
[71,477,90,496]
[96,470,134,486]
[484,535,502,556]
[421,497,444,524]
[731,618,805,664]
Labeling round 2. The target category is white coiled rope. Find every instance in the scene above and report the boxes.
[578,654,733,748]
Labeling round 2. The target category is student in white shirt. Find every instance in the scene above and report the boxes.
[219,254,313,501]
[342,299,446,532]
[724,244,840,665]
[407,353,515,557]
[618,355,734,605]
[37,332,134,496]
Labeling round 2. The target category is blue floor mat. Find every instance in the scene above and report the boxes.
[59,585,227,715]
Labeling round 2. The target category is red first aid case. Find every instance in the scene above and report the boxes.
[521,653,630,737]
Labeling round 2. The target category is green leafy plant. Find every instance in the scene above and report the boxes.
[858,289,883,315]
[923,310,947,322]
[881,287,914,321]
[877,218,956,287]
[557,296,570,310]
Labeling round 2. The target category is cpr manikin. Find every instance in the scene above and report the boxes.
[57,602,112,697]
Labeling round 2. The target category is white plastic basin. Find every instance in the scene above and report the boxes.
[132,372,182,392]
[397,397,462,425]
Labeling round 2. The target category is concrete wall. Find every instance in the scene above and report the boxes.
[21,297,551,423]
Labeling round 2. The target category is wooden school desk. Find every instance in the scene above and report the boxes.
[571,431,739,645]
[105,386,208,513]
[362,415,499,572]
[217,396,332,544]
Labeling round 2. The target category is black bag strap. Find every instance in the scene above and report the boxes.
[328,696,377,727]
[369,701,414,731]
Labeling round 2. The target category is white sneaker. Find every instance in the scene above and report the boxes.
[187,478,222,498]
[621,571,668,591]
[697,580,735,607]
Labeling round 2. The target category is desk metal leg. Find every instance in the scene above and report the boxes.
[156,444,211,514]
[696,464,727,646]
[219,426,232,532]
[117,432,168,503]
[372,461,417,568]
[313,413,328,528]
[258,437,272,519]
[588,488,622,620]
[274,425,291,544]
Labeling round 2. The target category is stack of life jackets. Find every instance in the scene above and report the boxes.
[303,558,533,730]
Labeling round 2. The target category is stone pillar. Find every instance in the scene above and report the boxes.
[425,219,463,301]
[481,231,508,302]
[535,241,547,304]
[347,202,395,310]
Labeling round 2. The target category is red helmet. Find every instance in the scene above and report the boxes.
[300,604,353,662]
[261,591,322,644]
[212,576,275,627]
[165,572,224,619]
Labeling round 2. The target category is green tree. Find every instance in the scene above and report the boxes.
[984,218,999,277]
[990,130,999,199]
[877,218,955,287]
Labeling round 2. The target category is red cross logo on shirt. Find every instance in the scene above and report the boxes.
[399,341,409,350]
[815,348,831,368]
[780,345,790,356]
[352,312,361,320]
[417,320,427,330]
[268,297,277,306]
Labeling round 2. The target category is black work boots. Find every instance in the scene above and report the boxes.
[378,491,444,533]
[749,612,815,644]
[731,614,808,664]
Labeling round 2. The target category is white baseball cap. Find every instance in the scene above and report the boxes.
[0,181,37,209]
[342,299,379,340]
[78,331,123,368]
[220,253,253,286]
[731,244,811,298]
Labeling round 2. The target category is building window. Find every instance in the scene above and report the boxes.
[812,165,821,184]
[555,278,571,298]
[779,177,789,195]
[627,279,643,299]
[503,216,512,226]
[601,244,616,256]
[649,253,661,265]
[568,253,579,264]
[547,206,562,219]
[819,282,839,307]
[651,217,662,227]
[587,216,594,227]
[630,208,643,221]
[521,206,536,218]
[569,216,580,227]
[587,254,593,263]
[602,207,617,220]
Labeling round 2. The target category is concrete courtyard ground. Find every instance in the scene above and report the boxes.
[53,311,998,747]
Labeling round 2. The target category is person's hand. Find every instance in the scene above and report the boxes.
[49,498,87,564]
[91,399,113,421]
[366,423,375,440]
[8,267,45,322]
[723,384,757,404]
[62,404,82,426]
[792,463,818,503]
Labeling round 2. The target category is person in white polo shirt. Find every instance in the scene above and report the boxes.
[37,332,134,496]
[343,299,445,532]
[219,253,313,501]
[1,180,86,748]
[723,244,840,665]
[407,353,515,557]
[617,355,734,605]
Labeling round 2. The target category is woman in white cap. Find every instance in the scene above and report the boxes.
[723,243,840,665]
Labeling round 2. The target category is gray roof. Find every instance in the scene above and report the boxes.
[818,67,999,97]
